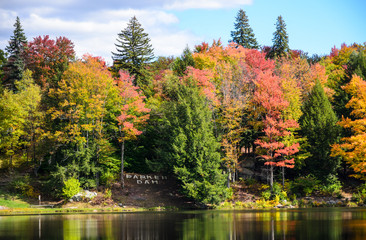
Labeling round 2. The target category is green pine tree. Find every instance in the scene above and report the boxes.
[3,17,27,91]
[157,77,229,205]
[299,80,340,180]
[112,16,154,87]
[0,50,7,84]
[268,15,289,59]
[230,9,259,49]
[172,46,195,76]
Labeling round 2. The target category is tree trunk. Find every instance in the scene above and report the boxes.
[32,122,36,163]
[270,164,273,191]
[227,169,231,188]
[96,144,100,188]
[233,162,237,183]
[9,142,13,172]
[9,154,13,172]
[96,171,99,188]
[120,140,125,188]
[282,167,285,187]
[33,141,36,163]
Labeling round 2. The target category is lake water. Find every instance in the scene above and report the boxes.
[1,208,366,239]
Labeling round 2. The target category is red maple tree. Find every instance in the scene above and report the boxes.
[115,70,150,187]
[253,71,299,189]
[25,35,75,89]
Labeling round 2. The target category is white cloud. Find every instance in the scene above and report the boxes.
[151,30,203,56]
[94,9,179,26]
[0,9,199,64]
[0,9,17,30]
[164,0,253,10]
[2,0,237,63]
[0,0,76,9]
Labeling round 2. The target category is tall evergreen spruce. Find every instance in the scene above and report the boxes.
[112,16,154,87]
[0,50,7,83]
[172,46,195,76]
[230,9,259,49]
[299,81,340,180]
[3,17,27,91]
[268,15,289,59]
[163,78,229,205]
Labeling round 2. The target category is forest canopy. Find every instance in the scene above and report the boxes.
[1,12,366,205]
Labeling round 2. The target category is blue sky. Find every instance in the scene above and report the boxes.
[0,0,365,64]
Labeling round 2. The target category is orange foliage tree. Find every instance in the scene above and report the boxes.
[331,75,366,179]
[48,55,117,186]
[193,42,267,182]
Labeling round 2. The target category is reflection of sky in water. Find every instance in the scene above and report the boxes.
[0,208,366,239]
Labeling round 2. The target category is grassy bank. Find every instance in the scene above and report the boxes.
[0,207,169,216]
[0,189,30,209]
[1,175,365,216]
[0,188,183,215]
[217,198,359,210]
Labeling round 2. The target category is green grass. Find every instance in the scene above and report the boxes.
[0,189,30,208]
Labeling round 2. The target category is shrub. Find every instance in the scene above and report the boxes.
[23,185,39,198]
[234,201,245,208]
[104,188,112,199]
[272,182,288,201]
[298,199,307,208]
[290,175,320,197]
[244,177,257,186]
[9,175,39,198]
[219,201,233,209]
[100,170,116,188]
[62,178,81,199]
[352,183,366,205]
[261,190,271,200]
[347,201,358,208]
[320,175,342,197]
[255,199,272,208]
[9,175,30,194]
[292,197,298,207]
[80,178,96,189]
[261,182,288,201]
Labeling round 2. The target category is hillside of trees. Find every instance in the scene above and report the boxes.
[1,12,366,206]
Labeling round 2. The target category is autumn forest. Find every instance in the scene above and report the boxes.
[1,10,366,206]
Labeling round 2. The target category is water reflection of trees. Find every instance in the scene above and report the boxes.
[178,210,366,240]
[1,209,366,239]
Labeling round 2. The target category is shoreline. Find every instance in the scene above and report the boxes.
[0,199,361,216]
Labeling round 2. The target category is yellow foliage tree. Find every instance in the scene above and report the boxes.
[331,75,366,179]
